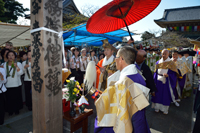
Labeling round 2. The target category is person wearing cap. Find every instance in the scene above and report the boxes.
[80,48,88,78]
[178,50,187,65]
[96,39,117,91]
[178,51,184,60]
[152,49,179,114]
[171,50,191,102]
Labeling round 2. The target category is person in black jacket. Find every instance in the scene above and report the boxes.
[136,50,157,96]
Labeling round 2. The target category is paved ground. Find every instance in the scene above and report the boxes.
[0,83,197,133]
[0,94,195,133]
[147,95,194,133]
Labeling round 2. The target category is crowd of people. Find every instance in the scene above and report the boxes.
[0,39,199,133]
[0,42,31,125]
[62,39,199,133]
[63,46,104,85]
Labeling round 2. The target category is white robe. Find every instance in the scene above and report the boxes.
[185,56,193,90]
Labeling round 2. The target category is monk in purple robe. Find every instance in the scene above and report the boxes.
[94,46,150,133]
[152,49,179,114]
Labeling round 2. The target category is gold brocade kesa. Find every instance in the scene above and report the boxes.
[154,61,179,74]
[175,60,191,76]
[95,77,149,133]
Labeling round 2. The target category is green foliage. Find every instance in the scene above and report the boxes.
[64,80,82,102]
[0,0,5,16]
[0,0,29,24]
[63,13,88,29]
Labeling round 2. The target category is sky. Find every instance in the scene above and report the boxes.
[16,0,200,41]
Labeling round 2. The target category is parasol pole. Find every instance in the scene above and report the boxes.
[118,6,134,41]
[123,19,134,41]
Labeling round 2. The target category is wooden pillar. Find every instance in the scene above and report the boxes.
[30,0,63,133]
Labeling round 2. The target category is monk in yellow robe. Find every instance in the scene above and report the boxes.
[94,46,150,133]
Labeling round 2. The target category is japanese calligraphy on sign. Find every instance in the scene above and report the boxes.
[31,0,43,93]
[44,0,62,96]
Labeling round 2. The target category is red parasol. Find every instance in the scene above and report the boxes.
[86,0,161,40]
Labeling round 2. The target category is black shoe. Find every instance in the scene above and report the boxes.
[9,112,13,116]
[15,111,19,115]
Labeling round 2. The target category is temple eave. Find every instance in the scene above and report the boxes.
[154,19,200,28]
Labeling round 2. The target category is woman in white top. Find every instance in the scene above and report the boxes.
[22,50,32,111]
[0,67,7,125]
[87,49,98,65]
[70,47,83,85]
[4,51,23,115]
[80,48,88,75]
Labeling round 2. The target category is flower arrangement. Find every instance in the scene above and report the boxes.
[62,77,89,114]
[63,78,83,103]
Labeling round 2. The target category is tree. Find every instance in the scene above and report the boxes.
[63,13,88,29]
[141,31,155,41]
[0,0,29,24]
[62,4,99,29]
[0,0,5,16]
[157,31,191,47]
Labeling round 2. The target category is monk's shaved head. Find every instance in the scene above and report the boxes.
[162,49,169,54]
[162,49,169,60]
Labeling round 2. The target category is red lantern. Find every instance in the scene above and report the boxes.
[198,63,200,67]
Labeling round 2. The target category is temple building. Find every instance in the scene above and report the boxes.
[154,6,200,39]
[26,0,81,19]
[62,0,81,14]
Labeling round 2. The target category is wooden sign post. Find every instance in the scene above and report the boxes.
[30,0,63,132]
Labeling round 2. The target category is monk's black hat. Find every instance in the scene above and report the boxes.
[178,49,196,56]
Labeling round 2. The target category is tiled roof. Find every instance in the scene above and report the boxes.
[25,0,80,19]
[63,0,80,14]
[154,6,200,27]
